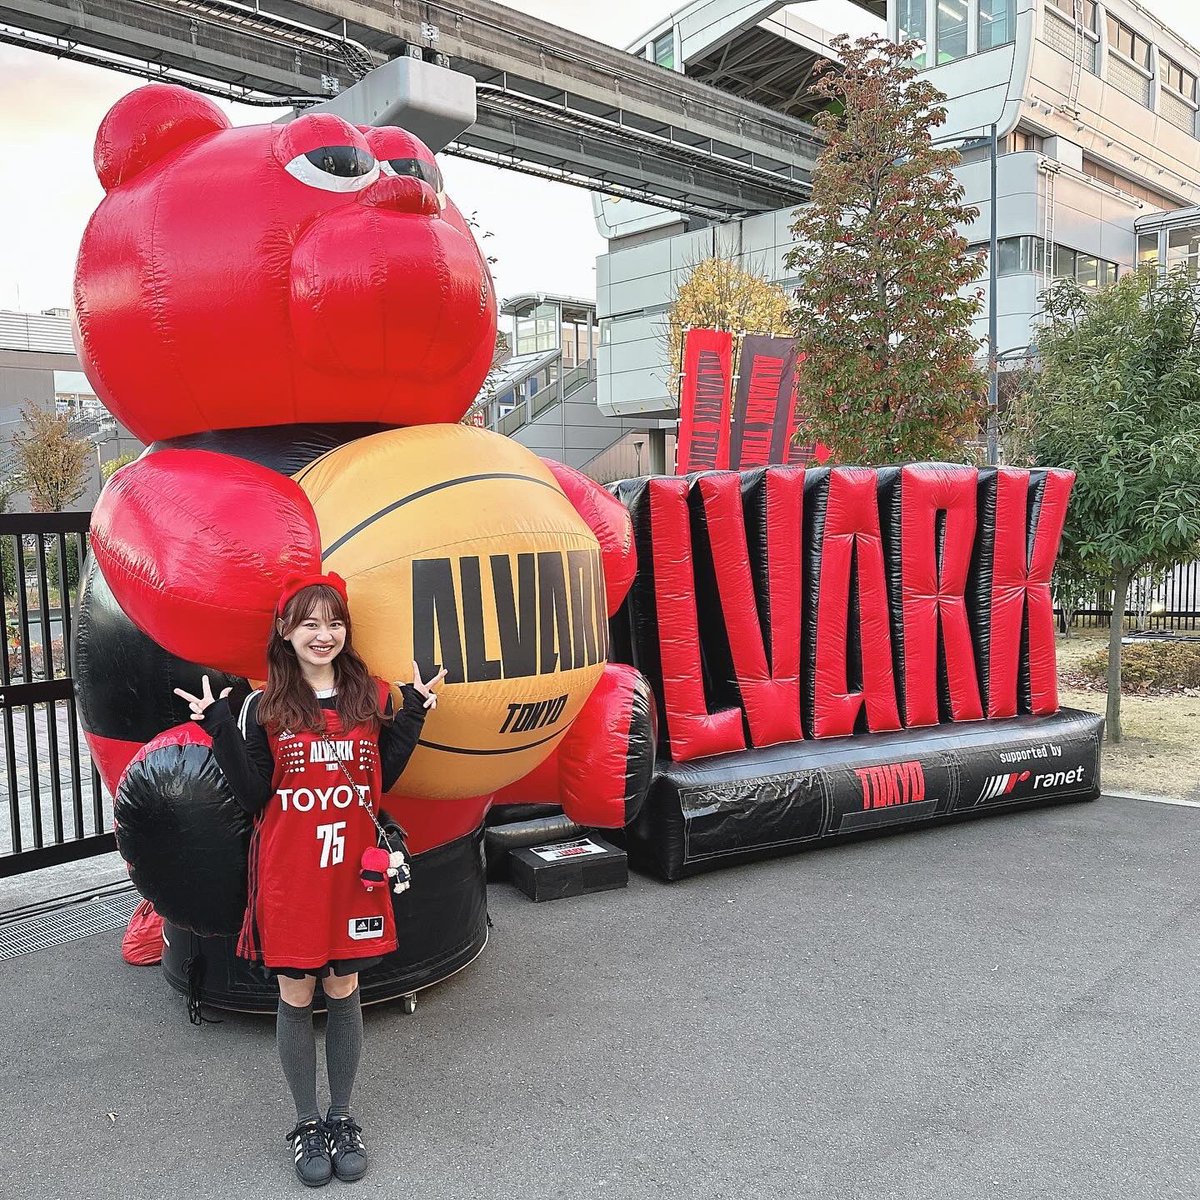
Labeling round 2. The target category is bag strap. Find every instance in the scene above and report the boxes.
[318,731,398,854]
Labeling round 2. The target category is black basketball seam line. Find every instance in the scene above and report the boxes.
[293,447,339,488]
[321,474,562,559]
[416,727,567,755]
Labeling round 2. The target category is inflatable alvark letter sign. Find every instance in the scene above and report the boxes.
[72,86,1100,1012]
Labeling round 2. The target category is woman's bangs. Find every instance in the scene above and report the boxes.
[284,584,350,633]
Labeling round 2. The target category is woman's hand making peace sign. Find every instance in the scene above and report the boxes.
[405,661,447,710]
[174,675,232,721]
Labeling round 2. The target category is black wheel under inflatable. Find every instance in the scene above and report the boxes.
[161,829,488,1013]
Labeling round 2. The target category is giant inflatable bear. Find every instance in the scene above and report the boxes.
[73,84,655,1010]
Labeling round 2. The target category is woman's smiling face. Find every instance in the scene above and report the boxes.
[281,600,346,672]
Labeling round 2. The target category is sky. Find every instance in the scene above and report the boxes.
[1,0,1199,313]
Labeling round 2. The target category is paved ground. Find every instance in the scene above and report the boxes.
[1,793,1197,1200]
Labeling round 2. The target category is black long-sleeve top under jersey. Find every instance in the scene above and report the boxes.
[200,684,428,819]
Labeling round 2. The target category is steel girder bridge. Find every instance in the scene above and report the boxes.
[0,0,827,219]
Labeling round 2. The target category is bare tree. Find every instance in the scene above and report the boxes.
[11,403,90,513]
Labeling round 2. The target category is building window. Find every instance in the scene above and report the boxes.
[1054,245,1119,287]
[1107,16,1150,69]
[979,0,1015,51]
[897,0,927,66]
[1011,129,1045,152]
[936,0,968,63]
[968,235,1046,275]
[652,31,674,69]
[1048,0,1096,30]
[998,236,1044,275]
[1137,232,1160,268]
[1161,56,1199,136]
[515,302,560,355]
[1167,227,1200,277]
[1163,57,1197,100]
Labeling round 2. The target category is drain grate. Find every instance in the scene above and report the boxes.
[0,890,140,961]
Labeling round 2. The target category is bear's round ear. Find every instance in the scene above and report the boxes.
[94,83,230,192]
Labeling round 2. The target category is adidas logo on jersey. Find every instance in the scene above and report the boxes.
[348,916,385,940]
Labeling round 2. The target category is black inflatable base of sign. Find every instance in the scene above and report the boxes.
[485,815,584,881]
[628,708,1104,881]
[509,836,628,902]
[161,828,488,1012]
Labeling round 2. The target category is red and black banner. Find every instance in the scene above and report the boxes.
[676,329,733,474]
[728,335,803,469]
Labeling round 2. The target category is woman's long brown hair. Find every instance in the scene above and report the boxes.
[257,583,388,735]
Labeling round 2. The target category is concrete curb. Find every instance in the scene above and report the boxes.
[1105,789,1200,809]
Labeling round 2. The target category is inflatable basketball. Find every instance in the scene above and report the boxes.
[295,425,609,798]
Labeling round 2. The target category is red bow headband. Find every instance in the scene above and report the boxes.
[276,571,348,617]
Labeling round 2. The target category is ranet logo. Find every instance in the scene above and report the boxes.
[854,761,925,810]
[1033,765,1085,790]
[978,771,1031,802]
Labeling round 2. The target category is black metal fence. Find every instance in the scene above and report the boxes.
[0,512,113,877]
[1062,561,1200,632]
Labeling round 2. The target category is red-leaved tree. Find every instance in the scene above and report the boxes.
[786,35,987,463]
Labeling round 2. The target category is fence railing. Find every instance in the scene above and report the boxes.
[1060,561,1200,632]
[0,512,113,878]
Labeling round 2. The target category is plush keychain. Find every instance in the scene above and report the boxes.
[359,847,411,895]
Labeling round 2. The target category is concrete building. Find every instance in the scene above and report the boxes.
[595,0,1200,443]
[0,310,141,512]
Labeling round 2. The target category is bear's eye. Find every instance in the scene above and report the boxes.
[306,146,375,177]
[380,157,445,205]
[285,145,379,193]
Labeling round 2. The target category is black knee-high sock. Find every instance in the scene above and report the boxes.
[324,987,364,1121]
[277,997,321,1125]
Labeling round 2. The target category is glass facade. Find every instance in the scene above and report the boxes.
[936,0,969,63]
[1054,246,1118,288]
[1108,16,1150,68]
[979,0,1015,51]
[1137,233,1160,268]
[973,236,1117,287]
[515,302,559,355]
[897,0,927,66]
[996,235,1044,275]
[1167,227,1200,278]
[653,32,674,69]
[511,299,597,367]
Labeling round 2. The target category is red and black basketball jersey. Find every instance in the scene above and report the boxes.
[238,679,398,968]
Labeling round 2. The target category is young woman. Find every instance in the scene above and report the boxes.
[175,571,444,1188]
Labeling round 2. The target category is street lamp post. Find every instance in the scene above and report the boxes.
[932,123,1001,464]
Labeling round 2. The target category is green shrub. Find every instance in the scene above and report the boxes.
[1078,640,1200,691]
[100,452,137,481]
[45,533,82,595]
[1,536,17,600]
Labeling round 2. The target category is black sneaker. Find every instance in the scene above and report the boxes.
[326,1115,368,1182]
[286,1119,332,1188]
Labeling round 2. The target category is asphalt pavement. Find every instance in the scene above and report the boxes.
[1,793,1197,1200]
